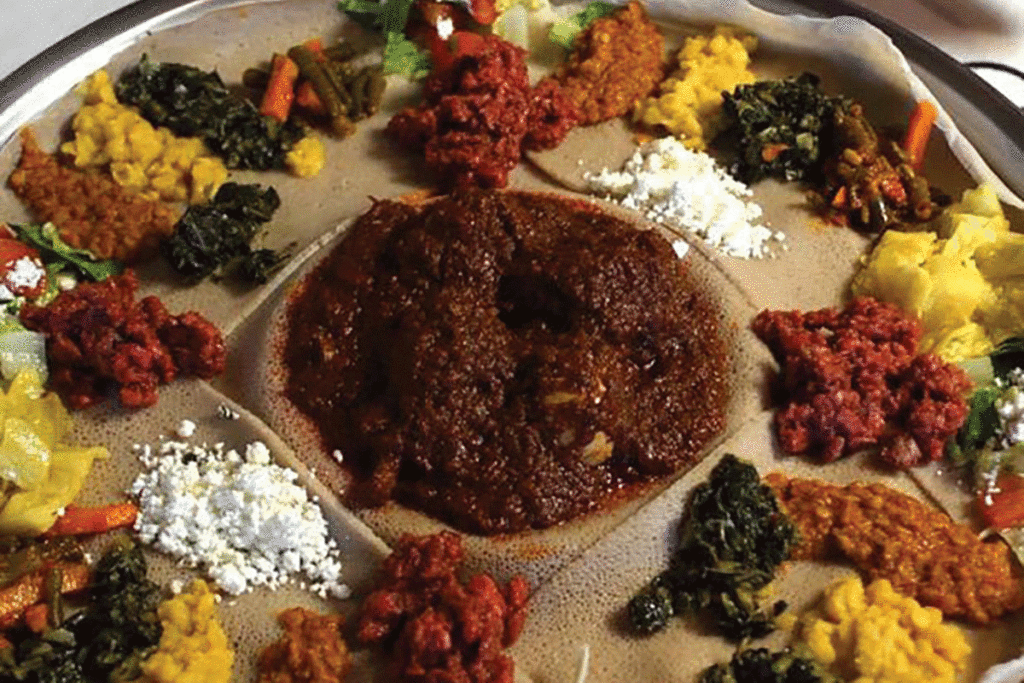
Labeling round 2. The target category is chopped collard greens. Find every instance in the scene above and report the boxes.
[162,182,285,283]
[718,73,850,184]
[548,1,618,50]
[699,647,838,683]
[116,55,307,170]
[627,454,799,641]
[0,539,162,683]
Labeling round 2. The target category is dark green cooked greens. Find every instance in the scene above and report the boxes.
[717,72,850,184]
[0,539,162,683]
[627,453,799,641]
[116,55,307,170]
[162,182,290,283]
[699,647,838,683]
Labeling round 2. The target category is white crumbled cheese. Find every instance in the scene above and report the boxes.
[586,137,781,259]
[7,256,45,289]
[130,433,350,598]
[436,16,455,40]
[176,419,197,438]
[997,368,1024,447]
[332,450,344,464]
[0,257,46,302]
[671,240,689,259]
[55,273,77,292]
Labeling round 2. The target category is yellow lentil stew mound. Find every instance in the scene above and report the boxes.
[548,1,665,125]
[61,70,227,205]
[8,128,178,263]
[799,575,971,683]
[135,580,234,683]
[766,473,1024,624]
[256,607,351,683]
[635,25,757,149]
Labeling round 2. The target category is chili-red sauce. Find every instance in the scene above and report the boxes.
[282,190,730,534]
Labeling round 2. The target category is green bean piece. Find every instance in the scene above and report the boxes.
[288,45,349,119]
[320,62,354,111]
[350,70,369,120]
[326,59,357,86]
[323,42,358,62]
[331,115,357,138]
[366,66,386,116]
[242,68,270,91]
[44,566,64,628]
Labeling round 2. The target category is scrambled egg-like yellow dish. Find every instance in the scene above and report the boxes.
[800,575,970,683]
[635,26,757,149]
[137,580,234,683]
[851,184,1021,362]
[0,369,108,536]
[61,70,227,204]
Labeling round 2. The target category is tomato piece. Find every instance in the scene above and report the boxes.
[0,238,37,264]
[978,473,1024,529]
[0,238,47,299]
[468,0,497,25]
[450,30,488,58]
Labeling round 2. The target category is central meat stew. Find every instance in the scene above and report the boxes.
[282,189,730,534]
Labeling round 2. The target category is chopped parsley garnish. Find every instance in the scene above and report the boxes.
[384,31,433,79]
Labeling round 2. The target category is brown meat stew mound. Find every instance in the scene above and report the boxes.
[282,189,730,534]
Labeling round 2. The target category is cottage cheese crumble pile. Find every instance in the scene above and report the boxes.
[130,423,349,598]
[997,368,1024,446]
[586,137,783,259]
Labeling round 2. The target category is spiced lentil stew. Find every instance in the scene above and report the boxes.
[282,189,731,534]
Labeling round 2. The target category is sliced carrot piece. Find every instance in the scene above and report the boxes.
[902,100,938,171]
[259,53,300,123]
[44,502,138,537]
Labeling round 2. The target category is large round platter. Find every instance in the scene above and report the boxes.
[2,1,1024,682]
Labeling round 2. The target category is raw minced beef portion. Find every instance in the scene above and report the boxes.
[752,296,971,467]
[357,532,529,683]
